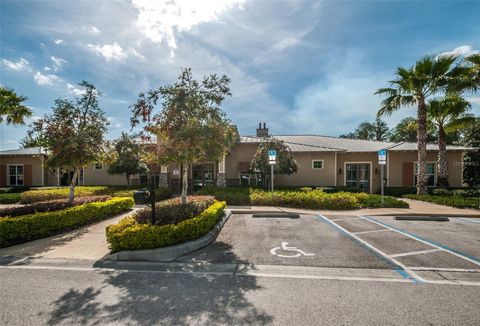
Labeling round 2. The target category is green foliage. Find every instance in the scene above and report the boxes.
[404,194,480,209]
[0,86,32,125]
[197,187,408,209]
[131,68,238,202]
[461,117,480,187]
[431,189,451,196]
[0,193,21,204]
[384,187,418,197]
[19,186,171,204]
[340,118,390,141]
[106,201,226,252]
[134,195,215,226]
[107,132,148,185]
[388,117,437,143]
[250,138,298,178]
[0,196,111,218]
[0,197,133,247]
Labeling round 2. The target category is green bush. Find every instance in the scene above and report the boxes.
[106,201,226,252]
[135,196,215,226]
[404,194,480,209]
[432,189,452,196]
[384,187,418,197]
[0,197,134,247]
[20,186,171,204]
[197,187,408,209]
[0,193,21,204]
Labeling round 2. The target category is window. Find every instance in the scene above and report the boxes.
[240,173,250,186]
[415,162,436,187]
[8,165,24,186]
[94,163,103,170]
[312,160,324,169]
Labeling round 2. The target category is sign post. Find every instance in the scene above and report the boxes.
[378,149,387,207]
[268,149,277,196]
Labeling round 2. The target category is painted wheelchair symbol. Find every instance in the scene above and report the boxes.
[270,242,315,258]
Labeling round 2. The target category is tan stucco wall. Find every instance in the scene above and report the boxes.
[82,164,130,186]
[276,152,337,187]
[387,151,463,188]
[225,143,258,179]
[0,156,44,186]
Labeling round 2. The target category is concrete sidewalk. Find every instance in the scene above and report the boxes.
[229,198,480,217]
[0,209,137,260]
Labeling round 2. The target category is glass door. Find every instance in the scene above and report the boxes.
[346,163,370,193]
[192,163,215,190]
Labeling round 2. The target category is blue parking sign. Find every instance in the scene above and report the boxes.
[269,150,277,156]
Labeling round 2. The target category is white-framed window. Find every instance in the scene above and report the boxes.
[94,163,103,170]
[312,160,324,169]
[414,162,436,187]
[8,164,24,186]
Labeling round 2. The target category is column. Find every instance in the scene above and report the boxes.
[159,165,169,188]
[216,155,226,187]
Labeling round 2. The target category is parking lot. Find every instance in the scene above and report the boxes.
[179,212,480,285]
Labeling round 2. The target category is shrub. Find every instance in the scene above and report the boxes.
[384,187,417,197]
[0,193,21,204]
[106,201,226,252]
[20,186,172,204]
[432,189,451,196]
[134,195,215,226]
[320,187,363,194]
[0,195,111,218]
[403,194,480,209]
[198,187,408,209]
[0,197,134,247]
[452,189,469,197]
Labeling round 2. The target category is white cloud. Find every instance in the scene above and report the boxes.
[87,42,127,61]
[44,66,51,71]
[34,71,59,85]
[467,96,480,105]
[437,45,479,59]
[2,58,30,71]
[90,26,100,34]
[131,0,245,51]
[67,83,86,96]
[87,42,144,61]
[107,116,123,128]
[51,56,68,71]
[53,39,64,45]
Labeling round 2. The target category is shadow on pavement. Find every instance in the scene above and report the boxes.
[46,242,273,325]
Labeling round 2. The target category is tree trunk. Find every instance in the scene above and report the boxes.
[437,125,449,189]
[416,100,428,195]
[69,169,78,203]
[181,162,188,205]
[126,174,131,186]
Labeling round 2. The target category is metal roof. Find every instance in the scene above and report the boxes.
[240,135,474,152]
[0,147,46,156]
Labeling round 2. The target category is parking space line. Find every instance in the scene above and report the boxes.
[457,217,480,225]
[407,267,480,272]
[329,217,362,222]
[359,215,480,267]
[315,215,421,283]
[390,248,442,258]
[352,229,393,235]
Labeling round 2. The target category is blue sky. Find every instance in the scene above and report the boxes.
[1,0,479,150]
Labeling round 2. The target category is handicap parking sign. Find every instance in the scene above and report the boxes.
[269,150,277,157]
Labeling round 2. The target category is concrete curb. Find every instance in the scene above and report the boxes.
[104,209,232,262]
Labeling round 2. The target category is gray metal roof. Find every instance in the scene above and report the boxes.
[0,147,46,156]
[240,135,474,152]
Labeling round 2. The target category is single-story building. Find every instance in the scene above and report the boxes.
[0,123,475,193]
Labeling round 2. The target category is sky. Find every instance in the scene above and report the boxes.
[1,0,479,150]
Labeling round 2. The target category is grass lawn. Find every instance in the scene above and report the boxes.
[403,194,480,209]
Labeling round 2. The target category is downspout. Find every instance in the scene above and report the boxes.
[334,152,337,186]
[386,151,390,187]
[41,156,45,186]
[57,167,60,186]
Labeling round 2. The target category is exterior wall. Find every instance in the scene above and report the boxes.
[276,152,337,187]
[82,163,130,186]
[0,156,44,186]
[387,150,464,188]
[225,143,258,180]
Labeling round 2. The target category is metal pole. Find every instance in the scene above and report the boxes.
[380,164,384,207]
[150,175,156,225]
[271,164,274,197]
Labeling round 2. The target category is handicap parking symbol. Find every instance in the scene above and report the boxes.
[270,242,315,258]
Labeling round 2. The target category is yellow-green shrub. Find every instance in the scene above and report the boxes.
[0,197,133,247]
[106,201,226,252]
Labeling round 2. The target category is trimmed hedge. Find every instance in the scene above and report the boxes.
[135,196,215,226]
[197,187,408,209]
[20,186,171,204]
[0,197,134,247]
[0,193,22,204]
[0,195,111,218]
[403,194,480,209]
[106,201,226,252]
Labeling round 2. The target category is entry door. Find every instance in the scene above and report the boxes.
[346,163,370,193]
[192,163,215,190]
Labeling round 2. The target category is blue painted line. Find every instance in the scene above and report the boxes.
[361,215,480,264]
[314,215,418,283]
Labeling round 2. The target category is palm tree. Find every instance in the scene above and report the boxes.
[0,86,32,125]
[376,55,460,195]
[428,95,475,188]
